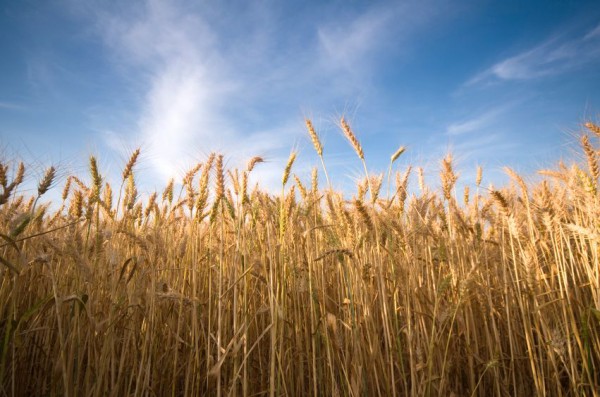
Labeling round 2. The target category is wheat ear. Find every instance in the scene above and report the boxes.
[585,122,600,138]
[282,151,297,186]
[247,156,264,172]
[38,166,56,197]
[387,145,406,199]
[340,117,364,160]
[305,119,331,189]
[581,135,599,186]
[122,148,140,181]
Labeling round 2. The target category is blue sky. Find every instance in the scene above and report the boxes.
[1,0,600,195]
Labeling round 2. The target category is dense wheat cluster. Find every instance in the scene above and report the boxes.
[1,120,599,396]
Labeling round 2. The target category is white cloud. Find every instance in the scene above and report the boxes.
[316,1,444,75]
[88,1,252,181]
[467,23,600,85]
[445,104,515,136]
[584,23,600,41]
[447,110,497,136]
[69,0,447,191]
[317,9,391,72]
[0,102,25,111]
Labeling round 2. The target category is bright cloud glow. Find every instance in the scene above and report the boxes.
[91,1,238,180]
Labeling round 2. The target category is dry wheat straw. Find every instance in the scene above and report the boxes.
[3,119,600,397]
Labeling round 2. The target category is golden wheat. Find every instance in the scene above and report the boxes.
[0,121,598,397]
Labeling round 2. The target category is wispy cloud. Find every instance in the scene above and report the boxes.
[67,0,447,190]
[467,23,600,85]
[0,101,25,111]
[584,23,600,40]
[317,8,392,72]
[446,108,502,136]
[316,1,447,76]
[445,101,518,136]
[91,1,239,180]
[73,0,315,187]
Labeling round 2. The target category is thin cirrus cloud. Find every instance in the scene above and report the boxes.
[443,99,525,136]
[317,8,393,72]
[467,23,600,85]
[0,102,25,111]
[445,107,506,136]
[76,0,444,189]
[316,1,446,83]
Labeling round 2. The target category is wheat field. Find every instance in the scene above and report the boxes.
[0,120,599,396]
